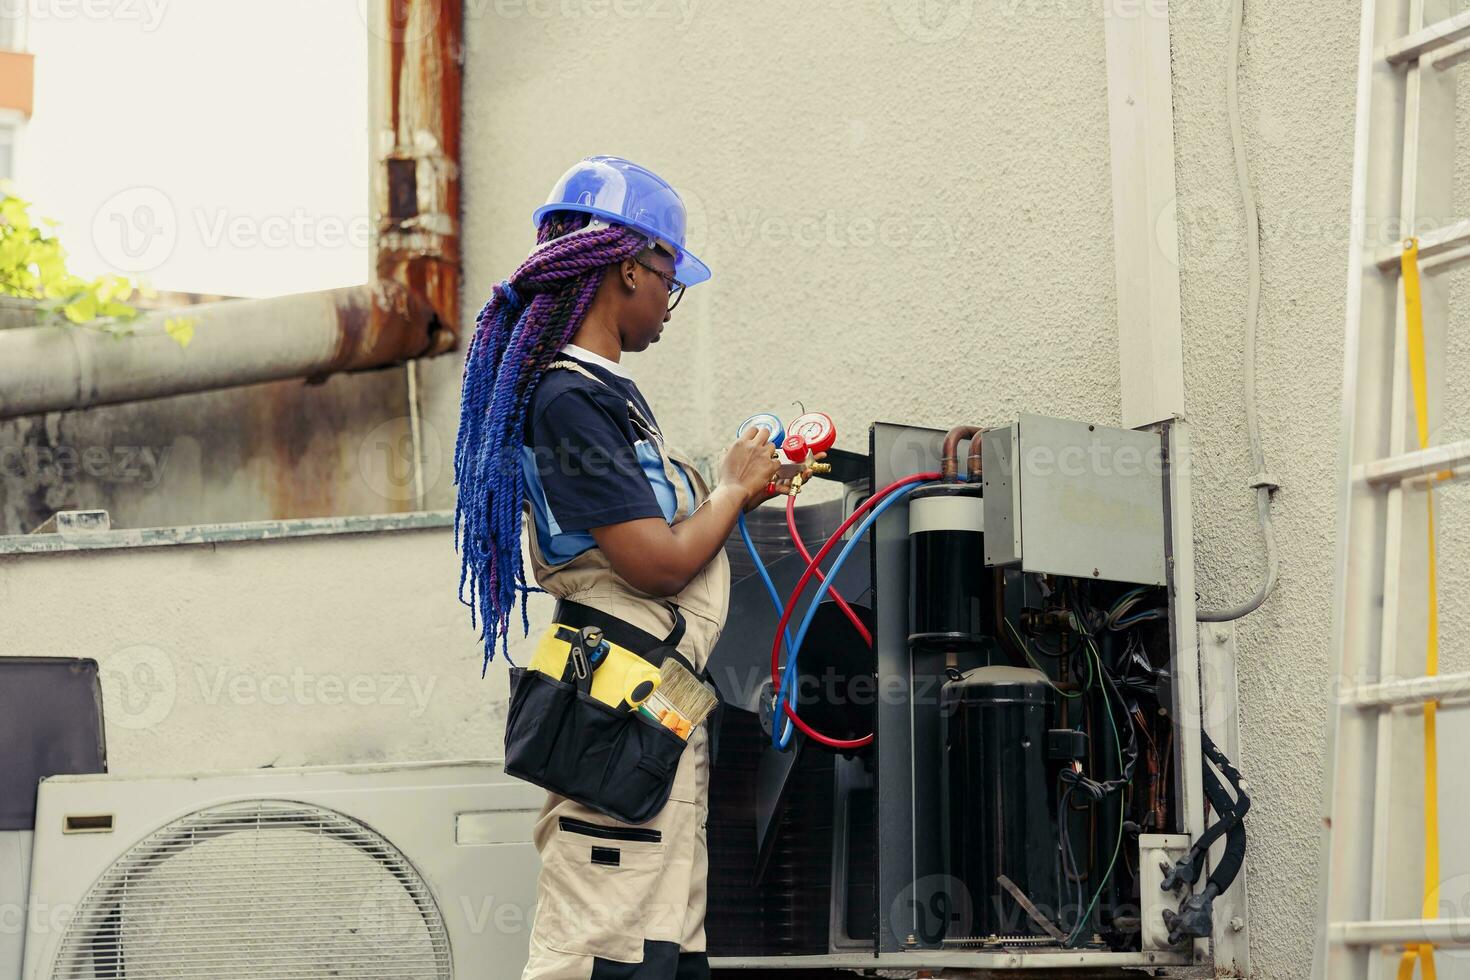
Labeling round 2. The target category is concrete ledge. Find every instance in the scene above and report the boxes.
[0,509,454,556]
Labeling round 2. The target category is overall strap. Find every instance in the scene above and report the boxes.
[547,359,696,522]
[547,360,662,444]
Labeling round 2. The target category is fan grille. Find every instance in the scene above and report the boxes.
[51,799,452,979]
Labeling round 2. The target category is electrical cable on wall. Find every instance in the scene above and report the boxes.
[1198,0,1282,623]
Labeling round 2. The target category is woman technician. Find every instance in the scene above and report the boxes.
[455,156,801,980]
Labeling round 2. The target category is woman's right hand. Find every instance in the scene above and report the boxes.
[719,427,783,508]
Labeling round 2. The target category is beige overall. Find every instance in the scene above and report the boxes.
[520,362,731,979]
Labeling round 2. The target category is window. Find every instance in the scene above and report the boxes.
[0,122,16,182]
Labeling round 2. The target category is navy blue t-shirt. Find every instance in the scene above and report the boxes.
[520,352,691,564]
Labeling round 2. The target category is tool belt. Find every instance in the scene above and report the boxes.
[504,600,711,824]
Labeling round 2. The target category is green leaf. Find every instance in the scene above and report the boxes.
[1,184,142,327]
[164,315,195,348]
[62,293,98,323]
[98,300,139,320]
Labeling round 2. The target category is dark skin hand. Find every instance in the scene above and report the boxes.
[593,428,801,596]
[569,244,815,596]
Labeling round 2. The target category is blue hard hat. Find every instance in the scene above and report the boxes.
[533,156,711,287]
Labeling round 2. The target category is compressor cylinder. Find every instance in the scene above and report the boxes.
[907,483,991,651]
[942,666,1060,940]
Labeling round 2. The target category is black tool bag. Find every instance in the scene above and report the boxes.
[503,601,708,825]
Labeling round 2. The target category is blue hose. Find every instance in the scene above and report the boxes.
[737,514,797,746]
[770,481,930,750]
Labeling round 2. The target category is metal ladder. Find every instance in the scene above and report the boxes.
[1315,1,1470,977]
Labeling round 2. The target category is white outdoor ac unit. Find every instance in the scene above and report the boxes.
[20,761,542,980]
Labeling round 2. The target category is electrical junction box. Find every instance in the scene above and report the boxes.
[981,414,1167,586]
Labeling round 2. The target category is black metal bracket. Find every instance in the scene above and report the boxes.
[812,447,870,486]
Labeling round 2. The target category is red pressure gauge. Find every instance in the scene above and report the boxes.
[782,412,836,462]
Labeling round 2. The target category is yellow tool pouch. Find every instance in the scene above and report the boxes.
[528,627,662,710]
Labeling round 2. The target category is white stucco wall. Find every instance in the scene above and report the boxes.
[1172,5,1470,978]
[419,0,1123,477]
[1170,4,1361,975]
[0,524,540,773]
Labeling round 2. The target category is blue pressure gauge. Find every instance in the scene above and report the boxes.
[736,413,785,447]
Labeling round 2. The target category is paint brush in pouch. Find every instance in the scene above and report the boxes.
[644,659,718,738]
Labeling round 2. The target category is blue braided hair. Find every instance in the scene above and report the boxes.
[454,211,652,673]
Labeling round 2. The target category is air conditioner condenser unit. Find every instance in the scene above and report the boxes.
[21,761,543,980]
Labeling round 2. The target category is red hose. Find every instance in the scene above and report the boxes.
[771,471,941,750]
[785,495,874,647]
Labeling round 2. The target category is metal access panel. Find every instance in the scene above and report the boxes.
[982,414,1166,586]
[870,422,949,956]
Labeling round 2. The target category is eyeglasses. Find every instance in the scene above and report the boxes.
[634,257,686,313]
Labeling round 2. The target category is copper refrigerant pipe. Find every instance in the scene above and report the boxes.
[940,425,985,481]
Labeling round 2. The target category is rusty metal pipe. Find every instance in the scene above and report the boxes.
[0,1,465,423]
[0,0,465,423]
[373,0,462,352]
[0,281,442,421]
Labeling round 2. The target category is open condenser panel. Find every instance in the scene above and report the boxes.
[704,416,1246,974]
